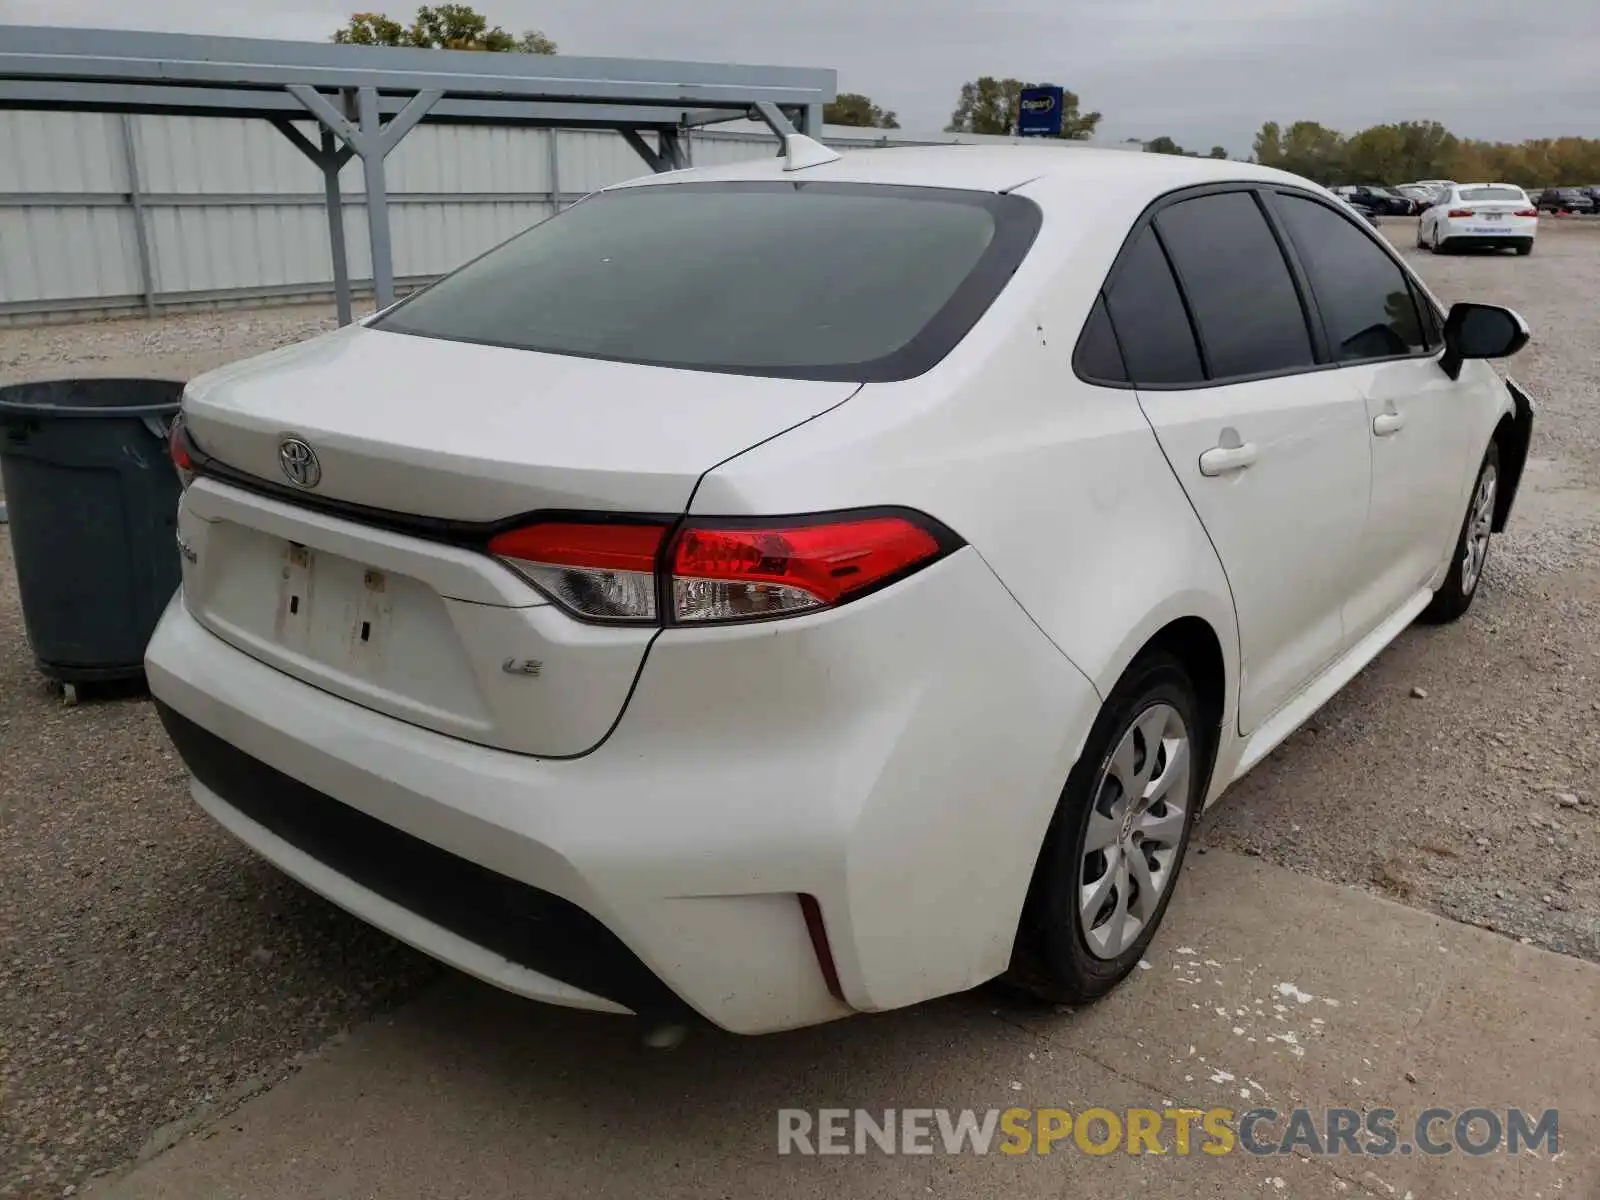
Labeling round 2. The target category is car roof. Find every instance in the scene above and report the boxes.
[611,143,1321,208]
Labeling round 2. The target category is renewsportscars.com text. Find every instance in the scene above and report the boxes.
[777,1107,1558,1157]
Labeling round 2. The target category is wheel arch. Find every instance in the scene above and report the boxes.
[1139,617,1227,741]
[1491,380,1534,532]
[1083,599,1237,807]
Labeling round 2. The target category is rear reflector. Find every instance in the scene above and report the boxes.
[798,894,845,1002]
[488,510,957,626]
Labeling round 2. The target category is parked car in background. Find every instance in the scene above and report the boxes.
[1536,187,1595,214]
[1335,193,1381,226]
[1394,184,1444,213]
[1332,185,1413,216]
[1419,183,1539,255]
[149,146,1535,1035]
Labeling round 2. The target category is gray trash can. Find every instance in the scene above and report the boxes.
[0,378,185,686]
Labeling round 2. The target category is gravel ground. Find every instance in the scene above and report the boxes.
[1,223,1597,1196]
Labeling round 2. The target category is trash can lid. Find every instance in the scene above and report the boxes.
[0,377,185,419]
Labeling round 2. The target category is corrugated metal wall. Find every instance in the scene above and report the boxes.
[0,111,1113,324]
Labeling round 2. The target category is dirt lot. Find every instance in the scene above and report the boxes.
[2,221,1598,1197]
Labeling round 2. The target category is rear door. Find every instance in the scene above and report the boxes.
[1107,188,1373,734]
[1266,189,1479,644]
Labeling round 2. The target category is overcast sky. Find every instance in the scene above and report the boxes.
[2,0,1595,154]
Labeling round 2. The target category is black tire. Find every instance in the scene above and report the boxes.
[1516,241,1533,256]
[1433,233,1450,254]
[1420,441,1501,625]
[1008,653,1208,1004]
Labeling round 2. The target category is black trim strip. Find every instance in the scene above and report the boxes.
[178,422,680,547]
[156,701,696,1023]
[178,423,968,629]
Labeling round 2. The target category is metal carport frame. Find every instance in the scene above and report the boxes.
[0,26,835,323]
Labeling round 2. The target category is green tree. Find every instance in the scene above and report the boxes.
[1250,116,1600,188]
[332,12,409,44]
[824,92,900,129]
[1279,121,1346,184]
[516,29,557,53]
[1208,146,1229,160]
[945,77,1100,139]
[332,5,556,52]
[1343,124,1410,184]
[1252,121,1283,166]
[1391,120,1458,181]
[1144,135,1188,156]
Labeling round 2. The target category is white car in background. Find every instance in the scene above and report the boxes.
[150,143,1536,1035]
[1418,183,1540,255]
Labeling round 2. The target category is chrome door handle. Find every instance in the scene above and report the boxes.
[1198,442,1259,477]
[1373,411,1406,436]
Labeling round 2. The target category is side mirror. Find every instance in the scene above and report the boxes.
[1440,302,1530,380]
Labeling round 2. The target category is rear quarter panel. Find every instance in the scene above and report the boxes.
[692,179,1240,763]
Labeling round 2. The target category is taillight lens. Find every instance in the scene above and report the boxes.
[1514,208,1539,217]
[488,521,665,623]
[1447,208,1475,218]
[670,516,943,624]
[488,511,955,626]
[168,414,195,490]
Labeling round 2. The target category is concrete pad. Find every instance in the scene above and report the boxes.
[93,852,1599,1199]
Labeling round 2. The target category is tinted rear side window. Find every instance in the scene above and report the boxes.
[1273,194,1428,362]
[1155,191,1315,380]
[374,181,1041,383]
[1102,227,1204,386]
[1073,294,1128,384]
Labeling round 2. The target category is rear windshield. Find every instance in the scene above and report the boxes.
[1459,187,1526,202]
[374,180,1042,382]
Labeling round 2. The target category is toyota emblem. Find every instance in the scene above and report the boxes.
[278,436,322,489]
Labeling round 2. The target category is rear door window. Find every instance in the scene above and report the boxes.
[1100,227,1204,386]
[1154,191,1316,381]
[373,181,1042,383]
[1272,193,1429,362]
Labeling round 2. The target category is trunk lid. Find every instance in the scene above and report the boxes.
[183,324,859,520]
[177,325,859,756]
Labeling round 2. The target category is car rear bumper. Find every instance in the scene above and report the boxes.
[146,547,1102,1034]
[1439,216,1537,243]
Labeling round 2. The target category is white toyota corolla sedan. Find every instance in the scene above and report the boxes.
[1417,182,1540,255]
[150,140,1535,1036]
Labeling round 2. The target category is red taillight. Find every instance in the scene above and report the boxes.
[1514,208,1539,218]
[671,515,943,623]
[1447,208,1475,218]
[488,511,954,626]
[168,415,195,489]
[488,521,666,623]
